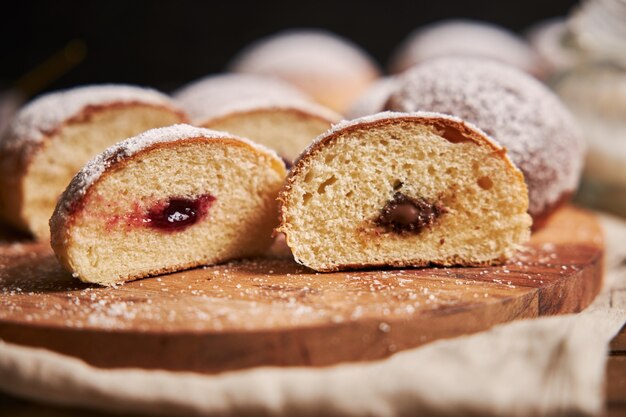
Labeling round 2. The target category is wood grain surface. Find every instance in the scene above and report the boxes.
[0,206,604,373]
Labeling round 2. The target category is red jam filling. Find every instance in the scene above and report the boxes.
[145,194,216,232]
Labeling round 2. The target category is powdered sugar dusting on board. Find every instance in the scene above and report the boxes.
[386,57,585,217]
[174,74,340,124]
[0,250,586,331]
[1,85,179,155]
[51,124,283,229]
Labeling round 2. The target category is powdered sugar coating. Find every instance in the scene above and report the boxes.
[174,74,340,124]
[1,85,180,158]
[390,20,545,77]
[228,30,381,111]
[51,124,283,230]
[386,57,585,218]
[346,77,401,119]
[230,30,380,83]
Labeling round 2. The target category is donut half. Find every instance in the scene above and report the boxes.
[277,112,531,272]
[50,124,286,285]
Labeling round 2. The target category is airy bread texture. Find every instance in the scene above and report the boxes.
[50,124,287,286]
[0,85,186,240]
[277,112,531,272]
[174,74,340,162]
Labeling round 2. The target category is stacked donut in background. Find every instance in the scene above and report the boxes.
[0,85,188,240]
[5,2,619,283]
[228,30,381,114]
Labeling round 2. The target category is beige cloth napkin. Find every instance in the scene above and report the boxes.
[1,213,625,417]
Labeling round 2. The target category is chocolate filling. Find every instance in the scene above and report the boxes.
[376,192,445,234]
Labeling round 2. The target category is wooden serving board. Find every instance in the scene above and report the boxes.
[0,206,603,374]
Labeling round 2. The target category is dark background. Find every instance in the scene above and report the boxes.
[2,0,578,96]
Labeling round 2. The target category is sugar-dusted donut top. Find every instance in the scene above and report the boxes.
[1,84,181,155]
[174,73,340,124]
[229,29,380,82]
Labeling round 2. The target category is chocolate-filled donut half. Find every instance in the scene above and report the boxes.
[277,112,531,272]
